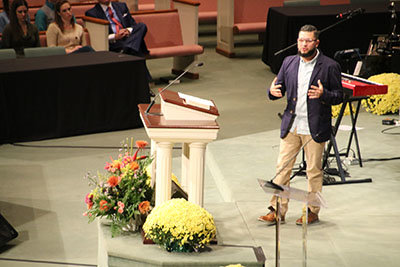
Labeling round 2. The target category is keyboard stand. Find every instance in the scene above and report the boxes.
[322,94,372,185]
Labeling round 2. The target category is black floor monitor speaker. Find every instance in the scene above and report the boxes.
[0,213,18,247]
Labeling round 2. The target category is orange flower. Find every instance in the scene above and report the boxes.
[133,140,148,160]
[136,140,148,149]
[111,160,121,170]
[99,200,109,211]
[129,161,139,171]
[107,176,120,187]
[138,200,151,214]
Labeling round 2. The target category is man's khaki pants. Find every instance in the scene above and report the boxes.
[269,130,325,215]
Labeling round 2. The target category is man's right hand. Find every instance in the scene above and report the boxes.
[115,29,130,40]
[269,77,282,98]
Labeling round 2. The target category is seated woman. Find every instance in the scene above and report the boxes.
[46,0,93,53]
[0,0,31,33]
[1,0,40,56]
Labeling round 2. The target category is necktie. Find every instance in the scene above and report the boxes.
[107,7,123,33]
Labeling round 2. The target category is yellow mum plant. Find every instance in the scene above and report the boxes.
[143,198,216,252]
[362,73,400,115]
[331,103,355,118]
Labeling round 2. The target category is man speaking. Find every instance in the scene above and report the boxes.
[259,25,343,225]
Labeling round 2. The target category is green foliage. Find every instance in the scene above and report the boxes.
[83,139,154,237]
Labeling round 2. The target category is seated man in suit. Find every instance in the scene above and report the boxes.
[86,0,153,95]
[85,0,150,57]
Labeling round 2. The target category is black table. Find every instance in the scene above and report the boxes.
[262,2,400,74]
[0,51,150,144]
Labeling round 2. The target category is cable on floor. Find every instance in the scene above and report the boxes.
[381,125,400,135]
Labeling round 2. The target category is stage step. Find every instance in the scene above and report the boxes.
[98,202,265,267]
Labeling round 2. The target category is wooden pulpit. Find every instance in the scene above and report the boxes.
[138,89,219,207]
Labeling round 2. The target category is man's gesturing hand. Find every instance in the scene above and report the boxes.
[270,77,282,98]
[308,79,323,99]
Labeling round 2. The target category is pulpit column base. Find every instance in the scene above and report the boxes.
[188,142,207,207]
[155,141,173,207]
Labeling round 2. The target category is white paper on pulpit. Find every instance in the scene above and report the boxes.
[178,92,214,110]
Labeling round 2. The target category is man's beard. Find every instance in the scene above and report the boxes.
[298,47,317,58]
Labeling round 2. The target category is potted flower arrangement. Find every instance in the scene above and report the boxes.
[143,198,216,252]
[83,139,153,237]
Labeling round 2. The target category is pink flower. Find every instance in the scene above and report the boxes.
[122,155,134,166]
[104,157,122,173]
[117,201,124,213]
[85,193,94,209]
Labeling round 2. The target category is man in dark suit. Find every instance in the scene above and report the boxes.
[86,0,154,95]
[259,25,343,225]
[85,0,149,56]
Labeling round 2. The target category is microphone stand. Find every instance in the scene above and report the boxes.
[270,134,316,183]
[274,8,365,56]
[145,62,203,115]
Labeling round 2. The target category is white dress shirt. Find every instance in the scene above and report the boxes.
[100,3,132,41]
[290,49,320,135]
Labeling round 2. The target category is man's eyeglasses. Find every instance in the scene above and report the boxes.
[297,38,316,44]
[61,7,72,13]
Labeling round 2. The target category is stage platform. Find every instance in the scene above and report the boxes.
[97,111,400,267]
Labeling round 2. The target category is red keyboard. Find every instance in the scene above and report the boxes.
[341,73,388,97]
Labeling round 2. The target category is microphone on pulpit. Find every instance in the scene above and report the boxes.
[145,62,204,115]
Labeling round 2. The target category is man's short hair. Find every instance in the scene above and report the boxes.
[299,24,320,39]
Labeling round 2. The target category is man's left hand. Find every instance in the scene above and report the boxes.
[308,79,323,99]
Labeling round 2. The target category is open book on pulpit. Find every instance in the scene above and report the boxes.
[160,89,219,121]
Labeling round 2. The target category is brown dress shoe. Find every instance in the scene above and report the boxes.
[296,210,319,225]
[258,209,285,225]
